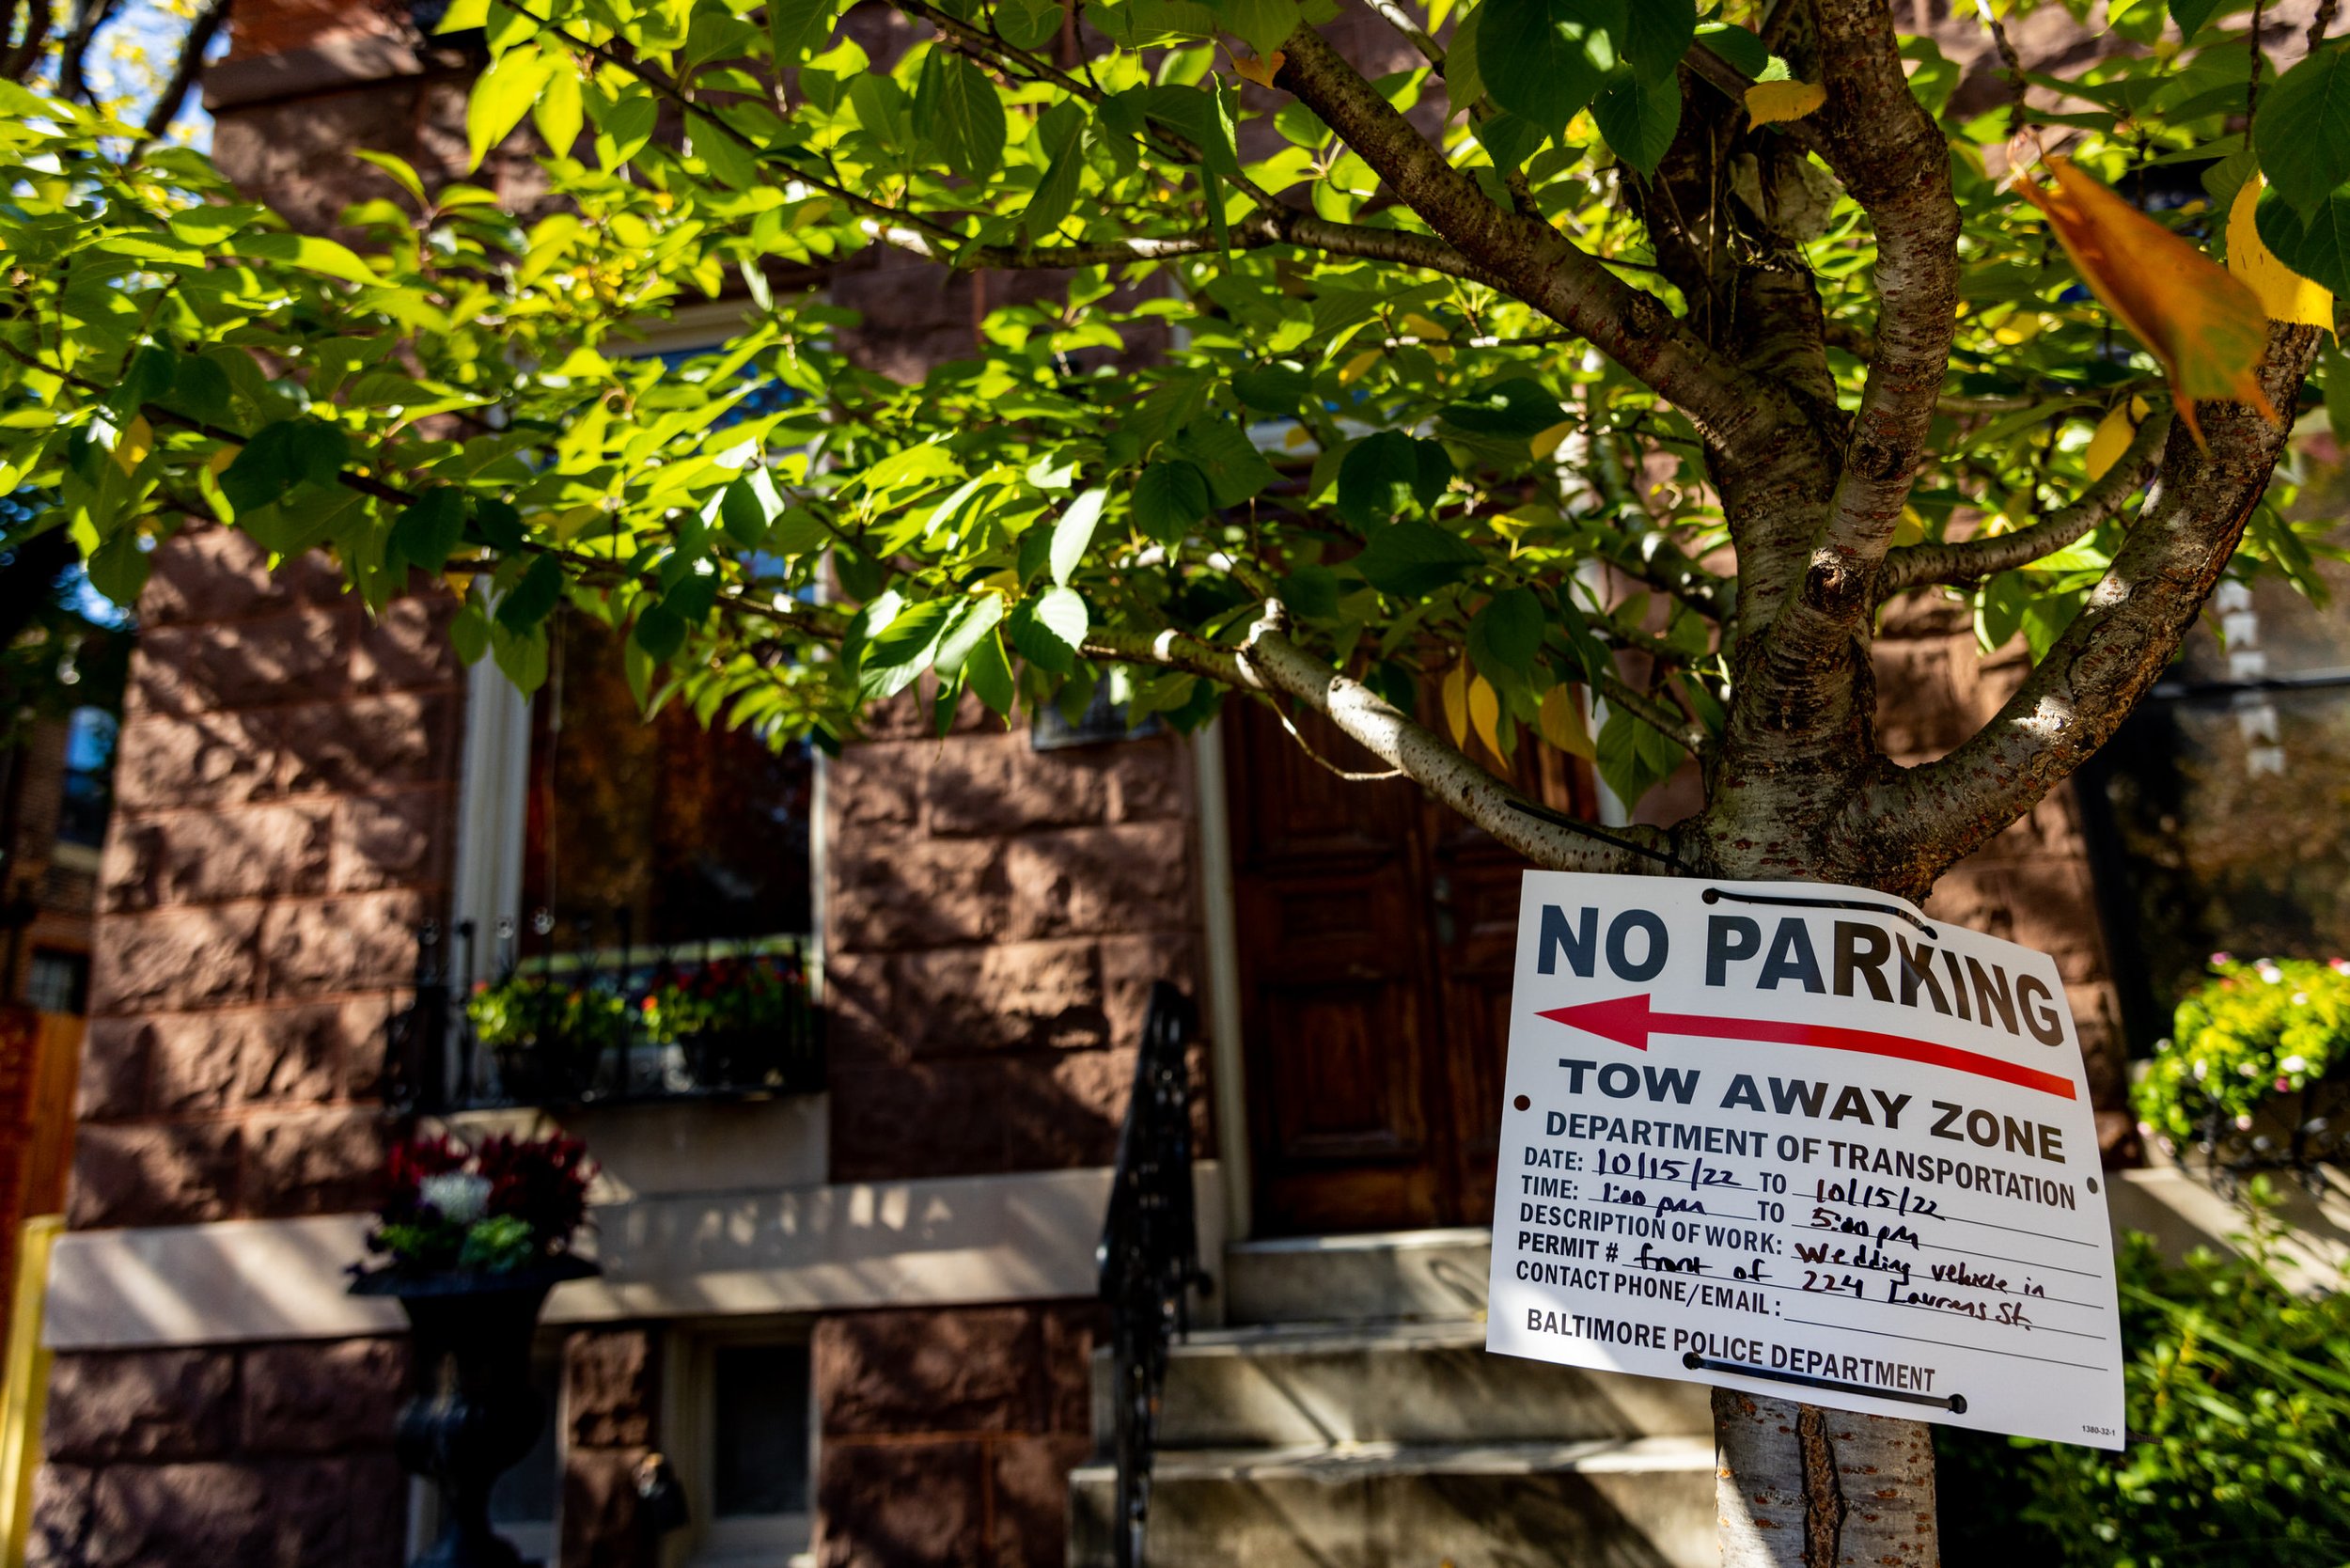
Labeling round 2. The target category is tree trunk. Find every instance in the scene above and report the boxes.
[1715,1389,1937,1567]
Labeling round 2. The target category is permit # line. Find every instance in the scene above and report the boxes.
[1682,1351,1964,1412]
[1780,1313,2109,1373]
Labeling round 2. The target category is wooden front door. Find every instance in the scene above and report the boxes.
[1225,701,1593,1235]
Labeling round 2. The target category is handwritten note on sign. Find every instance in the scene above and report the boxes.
[1485,872,2125,1449]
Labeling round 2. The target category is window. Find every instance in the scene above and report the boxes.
[2084,547,2350,1049]
[669,1329,816,1568]
[56,705,116,851]
[24,949,86,1014]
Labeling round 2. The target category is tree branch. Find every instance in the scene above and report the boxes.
[1864,327,2321,882]
[1233,606,1664,872]
[1875,409,2171,598]
[1777,0,1962,641]
[1271,24,1793,466]
[1594,667,1711,758]
[134,0,230,149]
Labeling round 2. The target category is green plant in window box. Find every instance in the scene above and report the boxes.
[2132,956,2350,1151]
[640,953,814,1086]
[466,973,633,1101]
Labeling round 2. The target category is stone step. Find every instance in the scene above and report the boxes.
[1067,1435,1716,1568]
[1222,1227,1494,1325]
[1096,1320,1711,1450]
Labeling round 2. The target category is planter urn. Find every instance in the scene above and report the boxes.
[352,1255,600,1568]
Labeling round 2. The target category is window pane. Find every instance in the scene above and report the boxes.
[24,950,86,1014]
[522,611,814,956]
[712,1343,810,1517]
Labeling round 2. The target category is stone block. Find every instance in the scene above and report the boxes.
[1003,823,1193,941]
[825,743,924,831]
[138,529,342,626]
[24,1464,92,1568]
[239,1106,384,1218]
[1037,1305,1101,1435]
[67,1121,240,1229]
[75,1018,150,1121]
[924,737,1108,838]
[828,941,1105,1066]
[83,1456,400,1568]
[1100,737,1192,823]
[236,998,391,1105]
[564,1327,657,1450]
[240,1338,407,1455]
[998,1048,1129,1171]
[44,1349,237,1464]
[560,1447,651,1568]
[1098,933,1201,1049]
[272,693,458,795]
[352,591,460,693]
[258,890,424,1000]
[132,605,353,716]
[101,802,333,912]
[110,710,280,813]
[140,1012,255,1114]
[990,1434,1093,1568]
[816,1439,986,1568]
[816,1307,1041,1436]
[331,790,446,892]
[827,1060,1007,1181]
[827,838,1009,953]
[89,905,263,1014]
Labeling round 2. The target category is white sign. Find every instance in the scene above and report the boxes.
[1485,872,2125,1449]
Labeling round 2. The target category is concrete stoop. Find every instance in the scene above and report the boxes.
[1070,1231,1716,1568]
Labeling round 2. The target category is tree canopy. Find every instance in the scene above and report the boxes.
[5,0,2347,1559]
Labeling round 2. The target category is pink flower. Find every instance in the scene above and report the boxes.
[2211,952,2235,966]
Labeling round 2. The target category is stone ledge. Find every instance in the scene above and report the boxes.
[202,35,428,113]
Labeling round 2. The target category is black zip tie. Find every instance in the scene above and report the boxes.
[1702,886,1936,939]
[1505,798,1688,871]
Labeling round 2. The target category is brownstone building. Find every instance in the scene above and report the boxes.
[24,4,2350,1567]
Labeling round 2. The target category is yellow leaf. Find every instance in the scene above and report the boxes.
[1539,683,1595,760]
[2084,402,2138,481]
[1283,424,1313,448]
[2013,154,2277,449]
[1891,505,1926,546]
[206,444,239,476]
[1469,675,1504,759]
[1401,311,1451,342]
[1529,419,1577,462]
[1339,349,1382,384]
[1745,79,1825,125]
[113,416,152,474]
[1442,659,1470,750]
[2229,173,2335,335]
[1232,49,1284,88]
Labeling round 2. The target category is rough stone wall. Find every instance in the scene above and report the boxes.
[823,697,1206,1184]
[558,1326,661,1568]
[814,1301,1098,1568]
[27,1339,408,1568]
[1873,600,2135,1154]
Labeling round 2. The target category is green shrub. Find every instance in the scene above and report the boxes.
[1939,1206,2350,1567]
[2132,957,2350,1148]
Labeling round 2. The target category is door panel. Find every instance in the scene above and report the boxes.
[1226,698,1594,1235]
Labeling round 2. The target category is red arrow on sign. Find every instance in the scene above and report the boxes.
[1538,992,2076,1100]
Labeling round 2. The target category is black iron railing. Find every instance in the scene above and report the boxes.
[384,914,823,1114]
[2186,1071,2350,1200]
[1095,981,1207,1568]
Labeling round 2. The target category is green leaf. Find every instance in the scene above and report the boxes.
[2256,43,2350,218]
[1447,4,1485,114]
[634,601,688,661]
[533,64,584,154]
[1477,0,1621,134]
[450,601,491,665]
[1592,69,1681,178]
[352,151,428,204]
[1439,376,1565,439]
[1233,361,1311,415]
[1353,519,1482,597]
[1620,0,1692,85]
[492,621,550,696]
[769,0,838,61]
[1211,0,1300,58]
[591,86,659,165]
[243,232,380,286]
[1471,586,1544,676]
[718,472,780,547]
[467,44,554,172]
[1277,562,1340,619]
[934,595,1007,676]
[1173,418,1277,506]
[1693,20,1764,78]
[472,496,525,552]
[1049,487,1108,586]
[1133,460,1212,542]
[219,419,350,511]
[1023,117,1088,242]
[2166,0,2227,36]
[388,487,467,574]
[494,553,566,633]
[965,626,1017,713]
[859,597,954,700]
[85,529,149,609]
[916,52,1009,184]
[1338,431,1449,525]
[1595,704,1682,809]
[996,0,1063,49]
[1007,585,1089,673]
[2255,182,2350,296]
